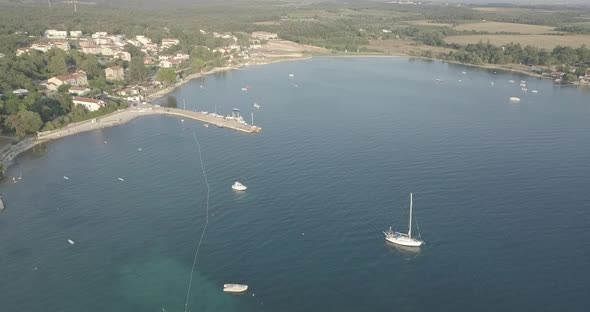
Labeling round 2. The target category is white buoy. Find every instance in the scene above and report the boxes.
[63,176,69,180]
[118,177,125,181]
[67,239,75,245]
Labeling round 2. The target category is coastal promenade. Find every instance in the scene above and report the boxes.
[0,103,261,170]
[36,103,261,142]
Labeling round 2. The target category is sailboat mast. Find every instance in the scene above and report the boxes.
[408,193,413,238]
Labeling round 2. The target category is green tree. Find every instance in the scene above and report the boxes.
[156,68,176,86]
[128,56,148,83]
[564,73,577,83]
[191,58,206,72]
[4,110,43,138]
[81,54,103,79]
[3,94,22,115]
[47,50,68,76]
[31,97,64,122]
[58,84,70,93]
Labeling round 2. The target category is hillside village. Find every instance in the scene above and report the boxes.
[10,29,297,106]
[0,25,325,140]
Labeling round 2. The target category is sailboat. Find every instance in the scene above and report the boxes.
[384,193,423,247]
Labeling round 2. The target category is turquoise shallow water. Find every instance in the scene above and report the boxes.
[1,58,589,312]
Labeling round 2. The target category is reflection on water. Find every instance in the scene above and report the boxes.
[386,241,422,256]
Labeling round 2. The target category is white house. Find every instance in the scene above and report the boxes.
[105,66,125,81]
[159,59,181,68]
[136,35,152,45]
[13,89,29,97]
[161,38,180,48]
[45,30,68,39]
[114,51,131,62]
[69,31,83,38]
[175,53,190,60]
[251,31,278,40]
[68,86,90,96]
[92,32,108,38]
[73,96,105,112]
[44,71,88,91]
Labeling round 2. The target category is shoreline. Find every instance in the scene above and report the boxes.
[0,53,582,174]
[0,56,310,173]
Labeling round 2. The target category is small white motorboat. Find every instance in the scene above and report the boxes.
[203,124,209,128]
[223,284,248,293]
[509,97,521,103]
[509,80,515,83]
[63,176,69,180]
[490,82,495,86]
[67,239,75,245]
[232,181,247,191]
[118,177,125,182]
[253,103,260,109]
[458,80,462,83]
[461,71,467,74]
[289,73,294,78]
[531,90,538,93]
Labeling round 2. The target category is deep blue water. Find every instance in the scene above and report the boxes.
[1,58,589,312]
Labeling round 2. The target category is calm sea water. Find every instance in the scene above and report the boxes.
[1,58,589,312]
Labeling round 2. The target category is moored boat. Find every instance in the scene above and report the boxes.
[232,181,247,191]
[223,284,248,293]
[384,193,424,247]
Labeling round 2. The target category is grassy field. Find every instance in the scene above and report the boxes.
[405,20,454,28]
[444,34,590,49]
[453,22,559,34]
[364,39,455,55]
[472,7,557,14]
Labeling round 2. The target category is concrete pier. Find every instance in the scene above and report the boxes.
[155,106,261,134]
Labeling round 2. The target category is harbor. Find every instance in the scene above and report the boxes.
[0,103,261,170]
[156,105,262,134]
[36,103,261,141]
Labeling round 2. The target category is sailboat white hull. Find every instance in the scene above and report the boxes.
[383,193,423,247]
[385,235,423,247]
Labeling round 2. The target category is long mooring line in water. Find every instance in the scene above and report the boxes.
[184,130,211,312]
